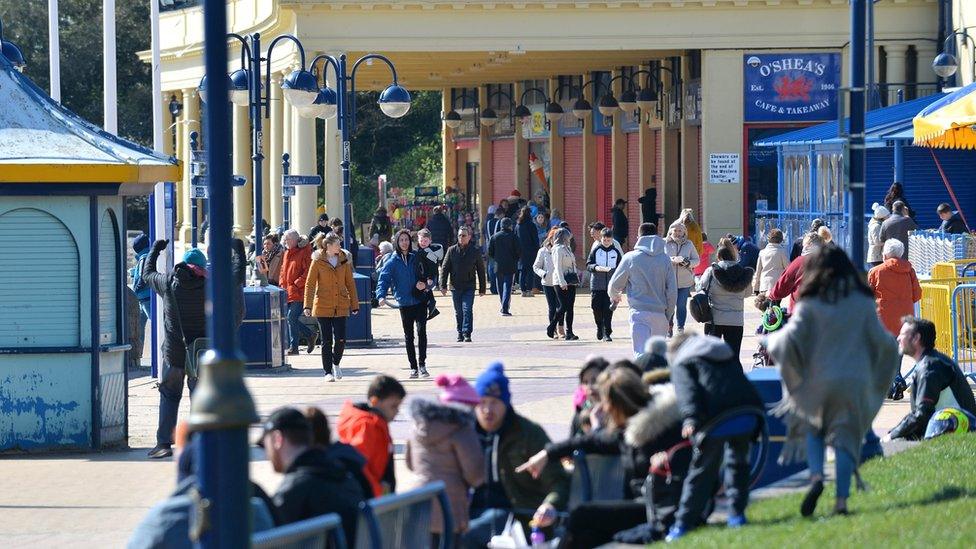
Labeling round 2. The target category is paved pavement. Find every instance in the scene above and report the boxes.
[0,289,913,547]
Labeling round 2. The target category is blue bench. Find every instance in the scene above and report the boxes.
[568,451,626,507]
[692,405,769,487]
[252,512,347,549]
[355,481,454,549]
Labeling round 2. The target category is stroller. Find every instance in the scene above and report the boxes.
[752,295,788,369]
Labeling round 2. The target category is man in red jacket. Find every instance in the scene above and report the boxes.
[337,375,406,496]
[279,229,316,355]
[767,232,824,306]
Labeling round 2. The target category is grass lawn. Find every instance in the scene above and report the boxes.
[675,435,976,548]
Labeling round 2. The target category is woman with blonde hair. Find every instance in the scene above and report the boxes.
[665,222,700,335]
[674,209,703,256]
[304,233,359,382]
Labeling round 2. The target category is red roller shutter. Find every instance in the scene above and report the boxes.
[626,133,641,242]
[697,128,703,225]
[563,136,584,251]
[491,138,515,205]
[655,130,663,231]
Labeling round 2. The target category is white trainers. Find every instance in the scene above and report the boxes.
[334,365,343,380]
[325,374,335,382]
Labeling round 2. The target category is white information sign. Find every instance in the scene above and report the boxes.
[709,153,740,184]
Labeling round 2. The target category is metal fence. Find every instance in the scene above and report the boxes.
[908,231,976,277]
[355,481,453,549]
[951,283,976,383]
[754,210,857,252]
[252,513,346,549]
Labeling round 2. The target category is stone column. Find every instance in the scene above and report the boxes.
[282,92,293,228]
[232,103,253,238]
[582,72,598,252]
[915,41,938,91]
[477,85,492,219]
[442,89,459,195]
[638,63,658,231]
[179,89,199,242]
[513,81,529,198]
[679,55,700,221]
[292,103,318,234]
[268,73,284,231]
[885,43,909,102]
[324,114,342,222]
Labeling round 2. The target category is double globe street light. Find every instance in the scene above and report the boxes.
[200,33,410,262]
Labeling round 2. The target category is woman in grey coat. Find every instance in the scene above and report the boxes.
[550,228,580,340]
[767,245,898,517]
[665,223,700,335]
[696,238,753,357]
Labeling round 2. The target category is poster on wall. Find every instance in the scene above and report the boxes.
[709,153,740,184]
[744,53,841,122]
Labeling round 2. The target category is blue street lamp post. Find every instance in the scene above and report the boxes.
[190,130,201,247]
[199,32,319,281]
[849,0,867,267]
[282,153,291,230]
[192,1,258,547]
[305,53,411,250]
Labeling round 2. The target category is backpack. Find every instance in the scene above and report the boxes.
[132,254,152,301]
[688,266,715,323]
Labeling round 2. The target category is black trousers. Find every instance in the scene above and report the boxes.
[591,289,614,338]
[399,303,428,370]
[704,323,744,358]
[675,434,752,529]
[550,285,577,334]
[315,316,347,374]
[559,501,646,549]
[543,285,560,328]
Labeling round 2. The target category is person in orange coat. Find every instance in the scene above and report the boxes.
[304,233,359,382]
[337,375,407,497]
[867,239,922,336]
[280,229,316,355]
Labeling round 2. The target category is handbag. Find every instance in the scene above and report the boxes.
[172,291,209,380]
[563,270,580,286]
[688,266,715,324]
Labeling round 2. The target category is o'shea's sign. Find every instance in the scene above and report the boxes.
[744,53,841,122]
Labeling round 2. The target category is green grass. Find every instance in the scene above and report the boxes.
[675,436,976,548]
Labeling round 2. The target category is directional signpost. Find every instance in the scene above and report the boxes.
[281,171,321,231]
[282,174,323,187]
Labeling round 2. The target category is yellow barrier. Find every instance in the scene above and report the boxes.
[920,266,976,356]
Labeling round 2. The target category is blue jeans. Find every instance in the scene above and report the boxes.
[675,286,692,329]
[286,301,313,351]
[462,508,510,549]
[452,288,475,336]
[806,433,854,499]
[497,273,515,313]
[487,259,498,294]
[519,258,535,292]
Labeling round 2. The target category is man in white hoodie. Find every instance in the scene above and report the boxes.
[609,223,678,356]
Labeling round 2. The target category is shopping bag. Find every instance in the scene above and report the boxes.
[487,513,529,548]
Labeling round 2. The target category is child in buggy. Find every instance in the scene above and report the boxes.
[752,293,789,368]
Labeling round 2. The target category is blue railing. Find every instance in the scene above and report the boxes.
[950,283,976,383]
[755,209,872,260]
[252,513,347,549]
[356,481,453,549]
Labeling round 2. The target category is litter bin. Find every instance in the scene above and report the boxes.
[347,272,374,347]
[240,285,287,370]
[747,367,806,487]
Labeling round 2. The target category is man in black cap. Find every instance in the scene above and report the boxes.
[612,198,629,249]
[259,407,367,544]
[308,213,331,242]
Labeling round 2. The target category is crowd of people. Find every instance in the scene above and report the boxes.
[127,181,976,547]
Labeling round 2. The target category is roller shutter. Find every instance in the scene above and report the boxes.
[626,133,641,242]
[98,211,119,345]
[0,208,80,347]
[596,135,613,223]
[563,136,584,252]
[491,138,515,205]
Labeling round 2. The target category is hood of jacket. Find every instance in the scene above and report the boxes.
[624,383,682,447]
[285,446,350,482]
[173,262,207,290]
[763,242,786,252]
[310,249,350,264]
[410,399,475,445]
[712,260,753,292]
[670,334,735,368]
[633,235,666,256]
[881,257,914,273]
[338,401,385,434]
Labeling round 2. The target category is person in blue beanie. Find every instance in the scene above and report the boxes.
[462,362,569,548]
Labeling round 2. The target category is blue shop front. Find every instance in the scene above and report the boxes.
[0,55,180,451]
[753,93,976,254]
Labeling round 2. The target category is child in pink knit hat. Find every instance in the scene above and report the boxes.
[436,374,481,406]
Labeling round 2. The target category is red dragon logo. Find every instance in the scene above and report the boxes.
[773,74,813,101]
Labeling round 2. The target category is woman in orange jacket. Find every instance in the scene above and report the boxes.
[304,233,359,382]
[867,239,921,336]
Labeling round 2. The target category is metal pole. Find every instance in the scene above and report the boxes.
[893,89,904,183]
[282,153,291,230]
[102,0,117,134]
[866,0,876,110]
[193,1,258,547]
[191,131,200,248]
[48,0,60,102]
[149,0,166,379]
[339,55,353,250]
[250,33,265,284]
[849,0,867,268]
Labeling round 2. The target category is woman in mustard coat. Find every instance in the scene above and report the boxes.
[304,233,359,381]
